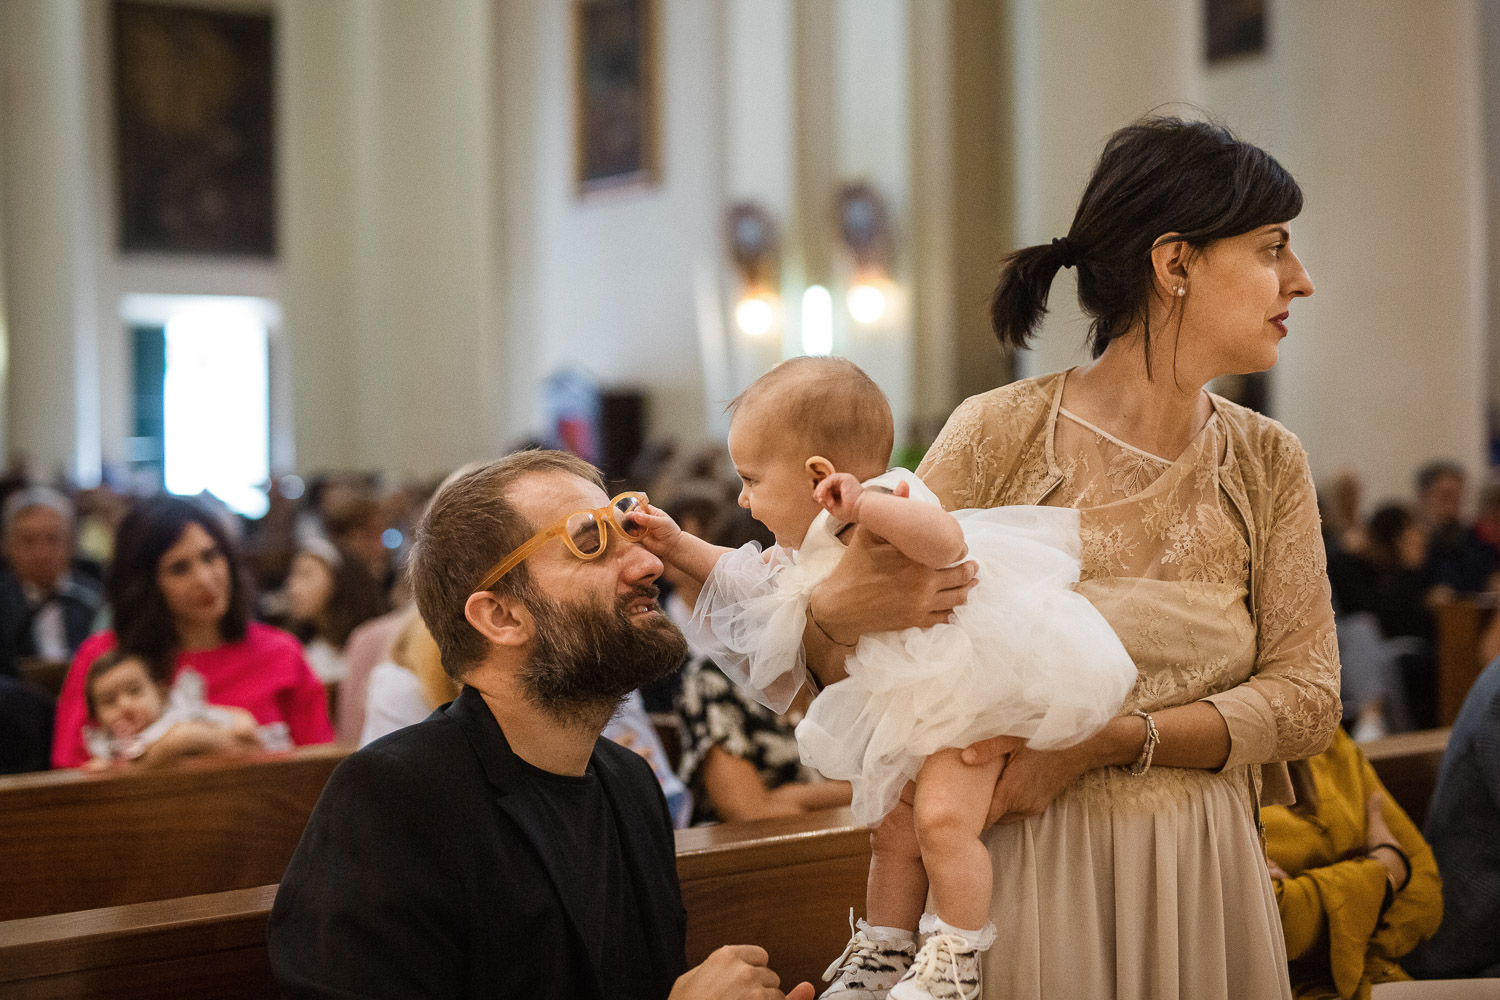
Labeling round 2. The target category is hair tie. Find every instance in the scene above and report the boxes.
[1051,237,1078,269]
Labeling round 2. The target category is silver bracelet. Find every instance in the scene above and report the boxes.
[1124,710,1159,776]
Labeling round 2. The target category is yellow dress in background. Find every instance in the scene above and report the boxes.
[918,371,1342,1000]
[1262,728,1443,1000]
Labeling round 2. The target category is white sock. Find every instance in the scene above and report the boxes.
[858,919,915,947]
[918,913,996,950]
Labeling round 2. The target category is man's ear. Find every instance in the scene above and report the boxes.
[463,590,534,649]
[805,455,837,486]
[1149,232,1191,300]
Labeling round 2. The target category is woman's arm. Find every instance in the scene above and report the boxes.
[700,747,805,823]
[1202,434,1342,768]
[804,520,978,688]
[815,474,967,568]
[966,701,1231,825]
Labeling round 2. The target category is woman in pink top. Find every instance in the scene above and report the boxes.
[52,496,333,768]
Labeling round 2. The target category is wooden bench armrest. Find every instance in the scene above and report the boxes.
[0,885,278,983]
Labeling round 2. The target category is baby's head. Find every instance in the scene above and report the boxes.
[727,356,893,547]
[85,651,167,741]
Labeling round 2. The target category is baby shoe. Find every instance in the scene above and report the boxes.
[886,916,992,1000]
[821,911,916,999]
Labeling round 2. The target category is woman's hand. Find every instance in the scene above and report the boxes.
[980,743,1094,827]
[1363,792,1407,888]
[809,526,977,645]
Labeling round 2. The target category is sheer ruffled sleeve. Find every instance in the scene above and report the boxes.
[685,542,809,714]
[1206,432,1342,769]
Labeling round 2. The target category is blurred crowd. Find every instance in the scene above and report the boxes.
[0,448,852,829]
[1322,460,1500,741]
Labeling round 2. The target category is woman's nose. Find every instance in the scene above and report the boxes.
[1286,249,1314,298]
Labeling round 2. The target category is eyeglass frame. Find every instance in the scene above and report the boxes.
[472,491,650,593]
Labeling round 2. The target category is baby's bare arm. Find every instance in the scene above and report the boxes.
[815,474,966,568]
[631,507,733,583]
[851,491,966,567]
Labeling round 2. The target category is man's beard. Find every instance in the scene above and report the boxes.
[521,584,687,727]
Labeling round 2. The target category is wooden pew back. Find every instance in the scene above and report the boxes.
[1433,600,1493,726]
[1361,727,1451,829]
[0,745,346,921]
[676,807,870,990]
[0,806,870,999]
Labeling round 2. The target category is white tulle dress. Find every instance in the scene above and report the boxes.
[688,468,1137,825]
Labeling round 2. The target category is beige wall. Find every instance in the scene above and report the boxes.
[1204,0,1486,506]
[0,0,1494,501]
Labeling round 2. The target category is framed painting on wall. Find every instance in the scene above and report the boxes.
[1204,0,1267,63]
[113,1,276,255]
[574,0,659,195]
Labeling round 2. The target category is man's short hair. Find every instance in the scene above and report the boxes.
[408,450,604,679]
[3,486,73,536]
[1416,460,1466,494]
[728,356,894,479]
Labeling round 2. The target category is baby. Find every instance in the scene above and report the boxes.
[633,357,1135,1000]
[83,651,288,767]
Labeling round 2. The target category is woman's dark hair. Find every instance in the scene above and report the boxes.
[1366,503,1415,567]
[292,546,388,651]
[106,496,252,675]
[991,116,1303,375]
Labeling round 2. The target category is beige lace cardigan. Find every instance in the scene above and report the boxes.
[916,371,1342,805]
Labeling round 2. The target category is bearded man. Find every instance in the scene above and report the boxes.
[268,451,810,1000]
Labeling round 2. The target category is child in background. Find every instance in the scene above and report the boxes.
[631,356,1136,1000]
[82,651,291,767]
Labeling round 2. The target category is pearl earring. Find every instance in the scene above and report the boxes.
[1174,286,1185,297]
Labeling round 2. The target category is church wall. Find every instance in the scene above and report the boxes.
[1205,0,1486,507]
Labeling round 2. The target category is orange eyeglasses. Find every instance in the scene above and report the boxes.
[473,492,650,592]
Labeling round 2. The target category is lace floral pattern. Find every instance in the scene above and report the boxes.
[917,371,1342,772]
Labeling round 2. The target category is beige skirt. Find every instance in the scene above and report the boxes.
[974,764,1292,999]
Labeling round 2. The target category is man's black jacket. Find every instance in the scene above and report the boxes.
[268,684,687,999]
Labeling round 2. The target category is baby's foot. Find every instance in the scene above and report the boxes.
[822,912,915,999]
[887,915,993,1000]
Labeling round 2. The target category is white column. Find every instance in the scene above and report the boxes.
[0,0,103,484]
[1009,0,1200,380]
[283,0,503,478]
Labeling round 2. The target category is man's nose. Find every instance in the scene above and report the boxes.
[618,537,663,585]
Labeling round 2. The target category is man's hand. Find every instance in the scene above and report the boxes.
[668,945,814,1000]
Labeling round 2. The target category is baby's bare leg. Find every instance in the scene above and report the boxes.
[865,784,927,932]
[913,747,1005,931]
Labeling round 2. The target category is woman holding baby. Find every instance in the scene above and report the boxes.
[796,117,1339,998]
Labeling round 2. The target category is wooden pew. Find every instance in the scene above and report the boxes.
[1433,599,1493,726]
[0,886,277,1000]
[1361,727,1451,829]
[0,806,870,1000]
[677,807,870,990]
[0,745,346,921]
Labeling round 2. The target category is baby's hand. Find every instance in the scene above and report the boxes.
[625,503,685,559]
[814,473,864,522]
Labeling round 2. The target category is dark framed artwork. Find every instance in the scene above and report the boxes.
[574,0,659,195]
[1204,0,1267,63]
[113,1,276,255]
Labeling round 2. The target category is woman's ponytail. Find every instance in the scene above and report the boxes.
[989,238,1076,349]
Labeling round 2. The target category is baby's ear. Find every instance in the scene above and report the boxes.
[805,456,837,485]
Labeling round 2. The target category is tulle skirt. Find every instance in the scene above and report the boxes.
[795,505,1136,825]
